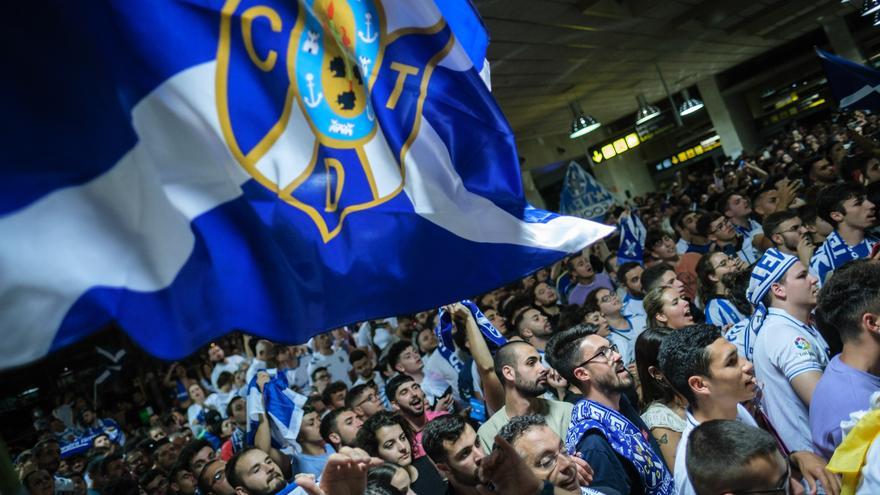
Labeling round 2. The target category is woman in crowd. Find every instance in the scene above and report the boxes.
[367,462,416,495]
[585,287,638,365]
[696,252,747,327]
[644,286,697,330]
[636,327,688,472]
[356,411,444,495]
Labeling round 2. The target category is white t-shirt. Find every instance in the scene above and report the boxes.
[211,354,248,390]
[307,348,353,387]
[607,318,638,367]
[752,307,830,453]
[422,350,461,403]
[205,390,239,418]
[674,404,757,495]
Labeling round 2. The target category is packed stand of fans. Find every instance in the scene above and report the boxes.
[9,108,880,495]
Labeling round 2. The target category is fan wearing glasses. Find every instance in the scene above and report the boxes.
[763,211,815,269]
[546,324,672,495]
[685,419,804,495]
[696,252,747,328]
[697,212,758,266]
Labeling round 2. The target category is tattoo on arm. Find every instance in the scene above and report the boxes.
[658,433,668,445]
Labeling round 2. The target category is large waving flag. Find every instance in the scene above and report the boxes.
[0,0,612,369]
[817,48,880,110]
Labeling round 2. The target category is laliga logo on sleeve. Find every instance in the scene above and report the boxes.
[793,336,811,351]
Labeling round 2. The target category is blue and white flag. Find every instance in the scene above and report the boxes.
[246,370,307,454]
[817,48,880,110]
[559,162,615,222]
[434,299,506,372]
[0,0,612,369]
[617,211,646,265]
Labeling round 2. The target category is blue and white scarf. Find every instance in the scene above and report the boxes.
[617,211,647,265]
[434,299,507,372]
[810,230,879,285]
[744,248,798,361]
[565,399,673,495]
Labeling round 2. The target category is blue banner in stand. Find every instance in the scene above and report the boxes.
[559,161,616,221]
[817,48,880,111]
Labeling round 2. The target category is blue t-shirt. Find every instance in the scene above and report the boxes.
[810,355,880,459]
[292,448,332,477]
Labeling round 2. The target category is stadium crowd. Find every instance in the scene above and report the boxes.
[8,108,880,495]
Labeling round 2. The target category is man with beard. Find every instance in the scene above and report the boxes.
[226,448,292,495]
[387,373,449,459]
[763,211,814,268]
[476,341,573,452]
[513,306,555,353]
[618,262,647,335]
[422,415,486,495]
[546,324,673,495]
[320,407,364,452]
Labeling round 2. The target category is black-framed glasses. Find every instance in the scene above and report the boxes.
[575,344,620,368]
[731,463,790,495]
[354,392,379,407]
[711,255,737,271]
[711,217,731,233]
[773,223,803,236]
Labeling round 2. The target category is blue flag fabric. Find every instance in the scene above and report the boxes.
[0,0,612,369]
[817,48,880,110]
[617,211,646,265]
[559,162,616,222]
[246,370,307,454]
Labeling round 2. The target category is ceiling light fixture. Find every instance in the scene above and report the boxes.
[635,94,661,125]
[569,102,601,139]
[862,0,880,16]
[679,89,704,116]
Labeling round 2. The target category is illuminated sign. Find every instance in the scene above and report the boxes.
[654,138,722,171]
[588,132,642,164]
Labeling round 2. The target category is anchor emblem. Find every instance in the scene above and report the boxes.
[303,73,324,108]
[357,12,378,43]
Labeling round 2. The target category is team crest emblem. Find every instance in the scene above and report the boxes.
[216,0,417,241]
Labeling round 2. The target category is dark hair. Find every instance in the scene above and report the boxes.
[645,229,671,251]
[545,324,599,383]
[179,439,213,473]
[583,287,614,315]
[216,371,234,390]
[617,261,642,287]
[816,259,880,344]
[104,478,142,495]
[512,305,540,338]
[715,190,743,216]
[422,414,469,465]
[349,348,369,366]
[225,446,262,489]
[139,469,166,489]
[603,254,618,275]
[385,373,415,403]
[762,210,800,242]
[492,341,532,384]
[801,154,826,181]
[98,452,124,476]
[658,324,722,404]
[345,383,372,409]
[226,396,244,418]
[722,268,754,317]
[797,203,820,227]
[168,461,192,485]
[817,182,866,226]
[320,407,351,445]
[672,209,697,230]
[635,327,678,410]
[695,252,725,306]
[310,366,329,381]
[497,414,547,447]
[367,463,406,495]
[356,411,413,458]
[197,459,224,493]
[322,381,348,405]
[387,340,415,371]
[686,420,780,495]
[641,262,675,294]
[695,211,721,238]
[558,304,589,332]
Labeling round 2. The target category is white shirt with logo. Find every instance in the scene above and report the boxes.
[752,307,830,453]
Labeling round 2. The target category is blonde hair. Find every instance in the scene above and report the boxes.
[644,286,675,329]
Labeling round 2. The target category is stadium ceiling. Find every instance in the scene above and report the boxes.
[476,0,857,140]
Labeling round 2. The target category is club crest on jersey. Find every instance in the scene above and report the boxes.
[216,0,421,242]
